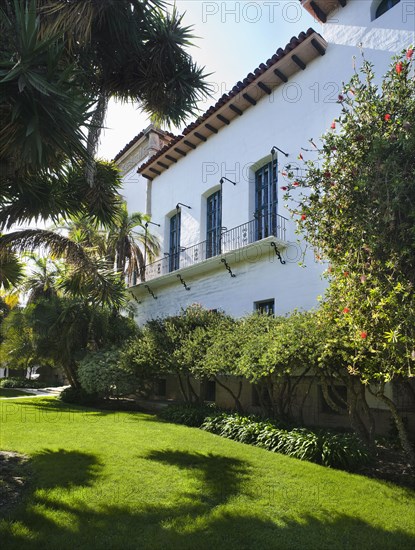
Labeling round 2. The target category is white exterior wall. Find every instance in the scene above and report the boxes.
[129,0,414,324]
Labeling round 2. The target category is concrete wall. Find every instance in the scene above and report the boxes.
[154,374,415,437]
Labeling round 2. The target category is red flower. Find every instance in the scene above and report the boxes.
[299,152,304,161]
[338,94,344,102]
[331,121,336,129]
[293,181,300,187]
[360,331,368,339]
[281,171,287,177]
[396,62,403,74]
[407,49,414,59]
[384,114,391,121]
[324,171,331,178]
[343,307,350,314]
[301,214,307,221]
[344,271,349,277]
[280,186,288,191]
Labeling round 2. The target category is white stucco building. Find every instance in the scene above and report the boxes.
[116,0,415,325]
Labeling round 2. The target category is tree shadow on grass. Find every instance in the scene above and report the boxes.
[29,449,103,490]
[0,425,414,549]
[1,496,415,550]
[1,447,414,549]
[143,449,250,506]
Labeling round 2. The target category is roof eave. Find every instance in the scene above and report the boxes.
[139,30,328,181]
[300,0,347,24]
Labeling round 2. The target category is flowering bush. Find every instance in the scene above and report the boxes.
[284,48,415,463]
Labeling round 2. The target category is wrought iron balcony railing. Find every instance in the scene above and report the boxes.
[140,213,287,283]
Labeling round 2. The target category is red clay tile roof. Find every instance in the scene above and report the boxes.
[138,28,325,178]
[113,126,176,162]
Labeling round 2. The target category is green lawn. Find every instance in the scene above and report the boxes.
[0,389,32,398]
[0,398,414,550]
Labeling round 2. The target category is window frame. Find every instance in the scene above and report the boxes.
[254,299,275,316]
[254,159,278,241]
[169,211,181,272]
[206,189,222,258]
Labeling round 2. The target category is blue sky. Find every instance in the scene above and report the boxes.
[98,1,318,159]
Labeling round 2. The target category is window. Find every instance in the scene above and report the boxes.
[169,212,181,272]
[251,385,260,407]
[375,0,400,19]
[319,385,347,414]
[202,380,216,402]
[254,299,275,315]
[155,379,167,397]
[206,190,222,258]
[254,160,278,241]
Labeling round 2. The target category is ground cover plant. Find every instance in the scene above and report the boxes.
[0,378,42,389]
[201,413,372,472]
[0,398,414,549]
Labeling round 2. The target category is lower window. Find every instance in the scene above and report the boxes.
[202,380,216,402]
[155,379,167,397]
[254,299,275,315]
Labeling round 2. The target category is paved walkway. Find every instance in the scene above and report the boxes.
[0,386,68,399]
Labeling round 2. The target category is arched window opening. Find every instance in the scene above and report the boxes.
[374,0,400,20]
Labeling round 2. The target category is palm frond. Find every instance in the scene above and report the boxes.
[0,0,91,172]
[0,246,24,290]
[0,229,126,308]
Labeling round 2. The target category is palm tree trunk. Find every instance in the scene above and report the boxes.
[85,92,109,185]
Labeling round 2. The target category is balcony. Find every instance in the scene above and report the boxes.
[138,213,288,285]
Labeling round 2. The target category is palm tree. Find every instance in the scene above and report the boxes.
[106,205,160,284]
[0,230,126,310]
[1,1,210,187]
[23,254,60,304]
[1,1,207,304]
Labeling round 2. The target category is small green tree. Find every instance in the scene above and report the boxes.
[0,307,41,377]
[78,349,137,399]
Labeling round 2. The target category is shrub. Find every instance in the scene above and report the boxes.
[78,349,137,399]
[201,413,372,471]
[158,403,220,427]
[59,387,98,405]
[0,377,42,389]
[320,432,373,470]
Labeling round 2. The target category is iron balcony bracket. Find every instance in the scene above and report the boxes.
[144,285,158,300]
[177,274,191,291]
[221,258,236,278]
[271,242,286,265]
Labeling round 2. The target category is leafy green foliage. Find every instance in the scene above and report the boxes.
[59,386,98,405]
[0,0,90,172]
[78,349,137,398]
[284,49,415,462]
[1,297,138,388]
[0,377,42,389]
[201,413,372,471]
[158,403,220,427]
[121,305,229,402]
[0,247,24,290]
